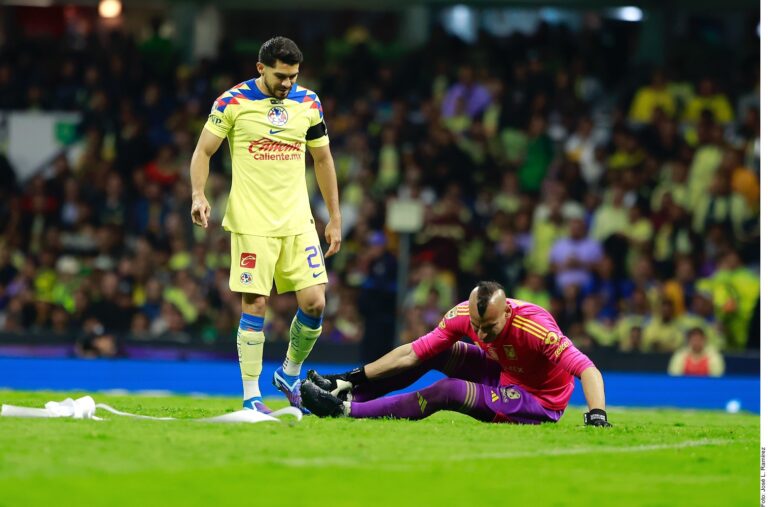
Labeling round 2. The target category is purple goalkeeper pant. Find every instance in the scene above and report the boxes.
[349,341,563,424]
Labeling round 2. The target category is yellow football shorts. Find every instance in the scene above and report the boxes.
[229,229,328,295]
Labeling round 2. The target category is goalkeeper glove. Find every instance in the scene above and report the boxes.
[307,367,368,400]
[584,408,612,427]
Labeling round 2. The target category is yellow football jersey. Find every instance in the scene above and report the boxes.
[204,79,329,236]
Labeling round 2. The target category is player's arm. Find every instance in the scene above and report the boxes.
[308,143,341,257]
[365,343,421,379]
[308,308,464,396]
[307,343,420,397]
[522,309,612,427]
[579,366,606,410]
[578,366,611,426]
[190,128,225,228]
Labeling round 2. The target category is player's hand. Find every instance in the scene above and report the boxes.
[584,408,612,427]
[308,367,367,399]
[191,194,211,228]
[307,370,353,399]
[324,215,341,257]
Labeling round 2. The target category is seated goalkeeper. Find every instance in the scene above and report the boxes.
[301,281,611,426]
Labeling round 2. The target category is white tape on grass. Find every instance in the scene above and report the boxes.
[0,396,302,424]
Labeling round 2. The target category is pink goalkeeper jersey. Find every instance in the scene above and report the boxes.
[411,298,595,411]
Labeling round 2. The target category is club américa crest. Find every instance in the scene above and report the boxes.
[240,272,253,285]
[267,106,288,126]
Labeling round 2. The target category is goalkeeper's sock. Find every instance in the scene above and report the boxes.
[283,308,322,376]
[237,313,265,401]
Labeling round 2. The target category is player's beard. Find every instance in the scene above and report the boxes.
[265,79,290,99]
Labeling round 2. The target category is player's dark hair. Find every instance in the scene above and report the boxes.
[259,36,303,67]
[476,281,504,317]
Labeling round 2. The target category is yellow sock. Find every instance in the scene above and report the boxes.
[237,328,265,399]
[284,313,322,376]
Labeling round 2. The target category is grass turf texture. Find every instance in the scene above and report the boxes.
[0,390,758,507]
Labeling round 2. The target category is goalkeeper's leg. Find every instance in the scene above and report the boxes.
[349,378,492,421]
[350,341,501,402]
[349,379,563,424]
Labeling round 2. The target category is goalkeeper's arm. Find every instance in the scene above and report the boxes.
[309,343,421,395]
[364,343,422,379]
[580,366,612,427]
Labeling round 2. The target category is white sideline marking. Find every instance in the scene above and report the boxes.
[444,438,742,461]
[268,439,744,468]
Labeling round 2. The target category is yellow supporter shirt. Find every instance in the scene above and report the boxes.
[628,86,676,124]
[204,80,329,236]
[683,94,734,124]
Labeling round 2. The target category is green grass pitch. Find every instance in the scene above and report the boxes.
[0,390,758,507]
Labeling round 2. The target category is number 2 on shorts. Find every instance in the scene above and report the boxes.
[305,245,325,269]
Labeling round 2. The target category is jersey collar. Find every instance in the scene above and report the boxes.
[246,78,271,101]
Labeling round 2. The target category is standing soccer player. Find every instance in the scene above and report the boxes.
[302,281,611,426]
[190,36,341,413]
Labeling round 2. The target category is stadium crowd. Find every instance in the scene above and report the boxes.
[0,18,759,370]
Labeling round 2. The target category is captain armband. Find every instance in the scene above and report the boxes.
[306,120,328,141]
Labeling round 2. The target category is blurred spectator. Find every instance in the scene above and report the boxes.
[616,288,652,352]
[528,205,563,273]
[642,298,685,353]
[692,168,753,244]
[650,160,689,213]
[549,217,603,293]
[642,113,684,162]
[628,70,676,124]
[334,293,364,343]
[687,120,725,210]
[679,291,724,350]
[564,116,604,186]
[682,78,734,125]
[441,65,492,120]
[661,256,697,316]
[130,312,152,340]
[75,319,119,359]
[489,229,525,292]
[150,301,191,343]
[721,147,760,213]
[515,273,550,309]
[416,183,471,272]
[590,185,629,242]
[400,307,429,344]
[606,128,645,172]
[518,115,554,194]
[582,294,616,348]
[697,250,759,350]
[584,256,622,319]
[86,272,131,333]
[653,201,699,278]
[668,327,725,377]
[145,144,183,188]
